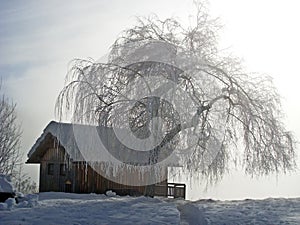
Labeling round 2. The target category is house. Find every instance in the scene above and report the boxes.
[27,121,186,198]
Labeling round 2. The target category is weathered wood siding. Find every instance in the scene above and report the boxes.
[39,147,73,192]
[39,147,168,196]
[73,162,148,195]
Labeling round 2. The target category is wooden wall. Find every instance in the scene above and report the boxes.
[39,147,168,197]
[73,162,151,196]
[39,147,73,192]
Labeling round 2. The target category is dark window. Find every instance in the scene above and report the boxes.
[60,164,66,176]
[48,163,54,175]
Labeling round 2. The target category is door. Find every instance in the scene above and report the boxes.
[65,180,72,193]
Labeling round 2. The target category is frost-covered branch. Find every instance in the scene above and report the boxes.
[56,1,296,184]
[0,83,22,176]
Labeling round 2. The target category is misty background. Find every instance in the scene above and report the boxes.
[1,0,299,200]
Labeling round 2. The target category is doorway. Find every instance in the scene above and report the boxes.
[65,180,72,193]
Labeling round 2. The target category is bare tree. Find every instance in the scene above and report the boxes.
[14,164,38,194]
[0,84,22,177]
[56,1,296,186]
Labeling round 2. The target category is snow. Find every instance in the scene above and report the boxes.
[105,190,117,197]
[0,192,300,224]
[177,198,300,225]
[178,203,207,225]
[27,121,85,162]
[0,192,179,224]
[0,174,14,193]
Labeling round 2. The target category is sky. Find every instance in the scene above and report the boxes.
[0,0,299,200]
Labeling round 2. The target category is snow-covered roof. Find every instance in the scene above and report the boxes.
[0,174,14,193]
[27,121,85,163]
[27,121,180,166]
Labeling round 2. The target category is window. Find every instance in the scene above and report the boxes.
[48,163,54,175]
[60,164,66,176]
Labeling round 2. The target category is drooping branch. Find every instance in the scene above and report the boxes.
[56,1,296,184]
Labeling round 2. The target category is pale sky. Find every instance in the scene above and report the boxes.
[1,0,299,200]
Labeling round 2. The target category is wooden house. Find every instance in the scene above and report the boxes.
[27,121,185,198]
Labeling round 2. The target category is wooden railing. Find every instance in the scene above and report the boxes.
[154,182,186,199]
[167,183,186,199]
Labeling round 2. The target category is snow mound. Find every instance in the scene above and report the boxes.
[0,194,39,211]
[17,194,39,208]
[0,192,180,224]
[0,202,8,210]
[106,190,117,197]
[5,198,16,209]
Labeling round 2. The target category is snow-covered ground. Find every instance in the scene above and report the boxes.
[178,198,300,225]
[0,192,179,224]
[0,192,300,225]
